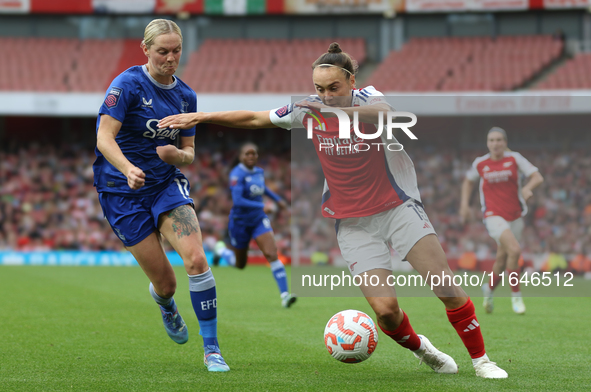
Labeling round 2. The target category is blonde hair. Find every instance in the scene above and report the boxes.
[143,19,182,49]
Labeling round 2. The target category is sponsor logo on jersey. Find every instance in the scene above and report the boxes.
[483,169,512,183]
[142,97,153,108]
[230,176,238,187]
[143,119,181,140]
[482,165,490,172]
[104,87,122,108]
[249,184,264,196]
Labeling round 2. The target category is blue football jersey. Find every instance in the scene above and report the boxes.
[93,65,196,196]
[229,163,281,221]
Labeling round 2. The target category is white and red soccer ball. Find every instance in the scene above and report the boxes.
[324,309,378,363]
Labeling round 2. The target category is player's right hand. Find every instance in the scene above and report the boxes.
[158,113,201,129]
[126,167,146,190]
[459,205,472,224]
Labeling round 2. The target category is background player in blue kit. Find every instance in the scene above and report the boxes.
[93,19,229,372]
[215,142,296,308]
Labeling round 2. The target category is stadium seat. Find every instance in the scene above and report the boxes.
[182,38,367,93]
[368,35,563,92]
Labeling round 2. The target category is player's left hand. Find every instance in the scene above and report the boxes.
[521,188,533,202]
[157,145,181,165]
[158,113,201,129]
[296,101,331,113]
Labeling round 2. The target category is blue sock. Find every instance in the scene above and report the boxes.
[269,260,289,296]
[188,269,219,349]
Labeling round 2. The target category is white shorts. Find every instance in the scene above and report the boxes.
[484,216,524,245]
[336,199,437,276]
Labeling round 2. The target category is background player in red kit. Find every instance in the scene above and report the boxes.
[460,127,544,314]
[159,43,508,379]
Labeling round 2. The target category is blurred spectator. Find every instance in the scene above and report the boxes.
[0,142,291,254]
[2,141,589,271]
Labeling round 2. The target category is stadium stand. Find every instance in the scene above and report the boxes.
[1,35,578,94]
[182,38,366,93]
[0,37,77,92]
[0,37,144,93]
[534,53,591,90]
[68,39,125,92]
[367,35,563,92]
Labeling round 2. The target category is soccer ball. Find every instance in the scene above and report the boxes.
[323,309,378,363]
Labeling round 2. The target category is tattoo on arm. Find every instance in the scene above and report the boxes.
[168,205,200,239]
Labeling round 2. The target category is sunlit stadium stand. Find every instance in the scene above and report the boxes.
[367,35,563,92]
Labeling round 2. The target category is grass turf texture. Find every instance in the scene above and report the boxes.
[1,265,590,392]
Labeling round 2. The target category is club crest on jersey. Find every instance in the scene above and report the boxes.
[142,97,153,108]
[503,161,513,167]
[104,87,122,108]
[181,101,189,113]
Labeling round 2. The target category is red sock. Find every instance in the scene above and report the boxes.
[379,311,421,351]
[446,298,486,359]
[507,269,520,293]
[488,272,502,292]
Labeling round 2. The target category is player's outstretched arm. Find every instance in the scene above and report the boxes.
[96,114,145,190]
[158,110,276,130]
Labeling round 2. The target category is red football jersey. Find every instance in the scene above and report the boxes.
[270,86,421,219]
[466,152,539,221]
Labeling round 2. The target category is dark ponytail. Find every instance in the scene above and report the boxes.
[311,42,358,79]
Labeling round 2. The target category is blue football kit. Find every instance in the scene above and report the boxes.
[93,65,196,246]
[93,65,228,368]
[228,163,281,249]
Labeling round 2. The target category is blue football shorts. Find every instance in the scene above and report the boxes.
[98,173,194,247]
[228,213,273,249]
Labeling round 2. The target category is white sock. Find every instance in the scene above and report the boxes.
[472,353,490,367]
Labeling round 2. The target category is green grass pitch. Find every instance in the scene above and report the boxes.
[1,265,590,391]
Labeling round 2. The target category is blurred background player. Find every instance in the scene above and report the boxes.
[159,42,508,379]
[213,142,296,308]
[460,127,544,315]
[93,19,229,372]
